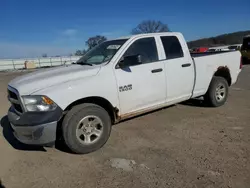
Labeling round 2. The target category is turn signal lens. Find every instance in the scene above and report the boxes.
[42,96,54,105]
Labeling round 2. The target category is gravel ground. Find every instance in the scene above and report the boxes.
[0,66,250,188]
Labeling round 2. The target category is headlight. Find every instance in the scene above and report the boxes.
[22,95,57,112]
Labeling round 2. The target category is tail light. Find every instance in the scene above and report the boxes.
[240,56,243,69]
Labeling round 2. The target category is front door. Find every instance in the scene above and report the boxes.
[114,37,166,115]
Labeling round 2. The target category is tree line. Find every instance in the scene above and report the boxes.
[188,30,250,49]
[74,20,170,56]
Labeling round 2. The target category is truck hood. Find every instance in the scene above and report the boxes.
[8,64,101,95]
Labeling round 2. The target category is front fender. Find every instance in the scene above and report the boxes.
[32,72,119,111]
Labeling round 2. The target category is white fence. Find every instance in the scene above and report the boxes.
[0,56,81,71]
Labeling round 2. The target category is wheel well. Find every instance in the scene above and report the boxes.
[64,97,118,124]
[214,66,232,86]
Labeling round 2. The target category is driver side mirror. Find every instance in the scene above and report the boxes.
[119,54,142,68]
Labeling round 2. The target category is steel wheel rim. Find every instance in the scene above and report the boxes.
[76,115,103,145]
[215,84,226,102]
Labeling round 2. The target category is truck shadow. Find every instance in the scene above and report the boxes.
[54,140,73,154]
[0,99,206,154]
[0,180,5,188]
[180,98,208,108]
[0,116,46,152]
[0,116,79,154]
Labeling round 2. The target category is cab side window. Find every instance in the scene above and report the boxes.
[160,36,184,59]
[123,37,158,64]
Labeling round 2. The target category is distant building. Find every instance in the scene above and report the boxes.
[190,47,209,53]
[208,44,242,52]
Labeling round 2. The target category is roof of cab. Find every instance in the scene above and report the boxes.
[117,32,182,40]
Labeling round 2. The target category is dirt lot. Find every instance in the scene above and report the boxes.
[0,67,250,188]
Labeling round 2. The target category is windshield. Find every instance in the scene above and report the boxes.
[242,37,250,50]
[76,39,128,65]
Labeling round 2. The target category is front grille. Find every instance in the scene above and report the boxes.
[13,103,23,113]
[8,87,23,114]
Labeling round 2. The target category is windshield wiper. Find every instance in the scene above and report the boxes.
[73,61,93,66]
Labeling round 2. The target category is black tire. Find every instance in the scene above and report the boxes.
[204,76,229,107]
[62,103,111,154]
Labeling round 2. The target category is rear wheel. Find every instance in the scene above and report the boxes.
[62,103,111,154]
[204,76,229,107]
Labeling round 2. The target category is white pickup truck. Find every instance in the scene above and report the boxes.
[7,32,242,154]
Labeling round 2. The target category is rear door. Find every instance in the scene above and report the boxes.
[159,35,195,103]
[114,37,166,115]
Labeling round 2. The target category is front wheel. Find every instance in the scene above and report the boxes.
[62,103,111,154]
[204,76,229,107]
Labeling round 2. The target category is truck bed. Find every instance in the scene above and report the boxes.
[190,50,241,98]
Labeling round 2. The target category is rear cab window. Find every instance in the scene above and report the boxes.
[160,36,184,59]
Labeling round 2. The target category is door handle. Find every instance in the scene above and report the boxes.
[182,63,191,67]
[151,68,163,73]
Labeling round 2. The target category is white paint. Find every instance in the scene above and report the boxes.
[192,50,241,98]
[115,54,166,114]
[7,32,242,120]
[8,64,101,95]
[159,34,195,103]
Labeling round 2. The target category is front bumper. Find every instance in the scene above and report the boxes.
[8,106,63,145]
